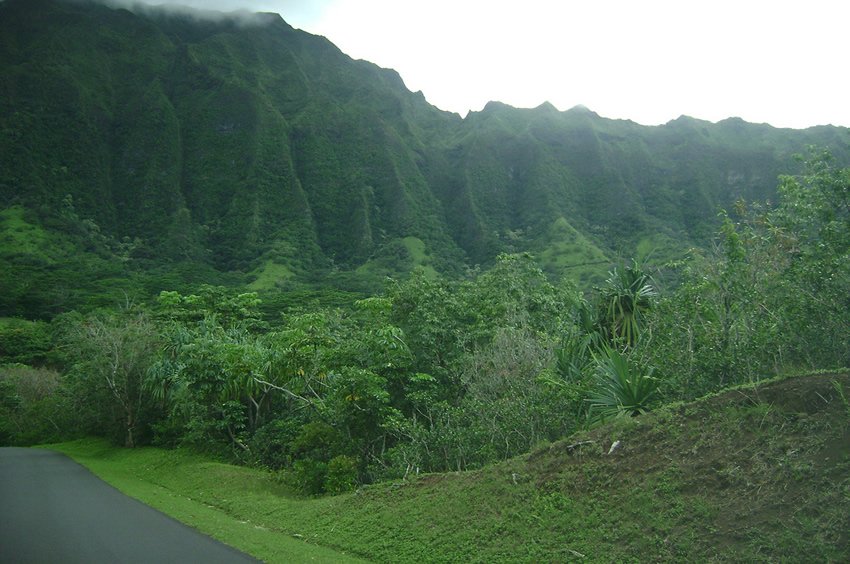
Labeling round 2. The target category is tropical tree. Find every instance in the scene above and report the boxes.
[62,310,159,447]
[772,150,850,367]
[148,288,273,451]
[598,261,657,350]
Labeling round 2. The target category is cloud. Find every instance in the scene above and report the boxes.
[72,0,280,27]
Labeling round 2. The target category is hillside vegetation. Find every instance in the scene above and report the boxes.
[51,371,850,562]
[4,147,849,501]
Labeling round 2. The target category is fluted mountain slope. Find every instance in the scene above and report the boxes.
[2,0,848,313]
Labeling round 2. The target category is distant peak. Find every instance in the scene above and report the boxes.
[481,101,560,114]
[535,101,558,112]
[666,115,712,127]
[717,116,748,127]
[566,104,599,117]
[482,100,514,112]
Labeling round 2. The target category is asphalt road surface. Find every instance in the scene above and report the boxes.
[0,447,259,563]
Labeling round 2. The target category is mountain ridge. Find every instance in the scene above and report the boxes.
[1,0,849,314]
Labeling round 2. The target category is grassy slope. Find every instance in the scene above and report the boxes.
[535,216,611,287]
[0,206,57,259]
[49,372,850,563]
[42,441,368,563]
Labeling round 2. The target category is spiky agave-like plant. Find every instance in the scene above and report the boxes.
[586,347,658,422]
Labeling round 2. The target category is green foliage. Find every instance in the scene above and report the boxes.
[598,260,657,350]
[52,371,850,563]
[59,310,161,447]
[0,318,54,365]
[771,150,850,367]
[156,286,265,331]
[325,455,358,494]
[459,326,575,463]
[465,253,575,341]
[149,322,269,452]
[554,326,598,384]
[326,367,392,461]
[640,150,850,403]
[291,421,340,462]
[3,32,849,509]
[11,145,850,493]
[0,364,69,445]
[290,458,329,496]
[248,417,301,469]
[586,348,659,421]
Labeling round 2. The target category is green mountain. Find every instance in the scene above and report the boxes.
[2,0,849,314]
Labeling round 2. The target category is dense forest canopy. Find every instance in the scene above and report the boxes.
[1,0,849,501]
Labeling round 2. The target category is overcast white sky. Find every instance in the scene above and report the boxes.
[120,0,849,128]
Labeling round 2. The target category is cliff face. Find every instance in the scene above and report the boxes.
[2,0,849,285]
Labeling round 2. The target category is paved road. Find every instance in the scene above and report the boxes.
[0,447,259,563]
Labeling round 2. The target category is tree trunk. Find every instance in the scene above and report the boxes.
[125,412,135,448]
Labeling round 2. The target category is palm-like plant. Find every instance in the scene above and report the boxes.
[555,303,605,383]
[586,347,658,422]
[599,261,657,349]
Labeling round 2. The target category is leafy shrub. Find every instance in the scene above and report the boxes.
[292,421,341,461]
[325,454,358,494]
[291,459,328,495]
[0,364,69,445]
[250,418,301,470]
